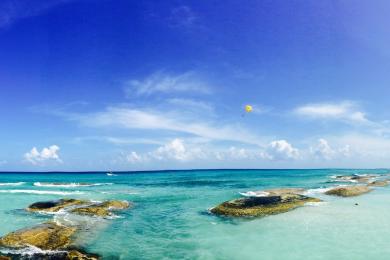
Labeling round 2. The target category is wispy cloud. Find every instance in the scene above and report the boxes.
[77,106,261,145]
[294,101,368,123]
[168,5,197,28]
[124,71,211,97]
[0,0,72,29]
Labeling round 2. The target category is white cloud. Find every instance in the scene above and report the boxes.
[125,71,211,97]
[310,138,335,160]
[294,101,368,123]
[24,145,62,165]
[126,151,144,164]
[125,139,206,163]
[261,140,300,160]
[151,138,205,161]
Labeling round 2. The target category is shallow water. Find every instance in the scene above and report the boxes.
[0,169,390,259]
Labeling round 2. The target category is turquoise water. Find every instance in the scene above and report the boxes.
[1,169,390,259]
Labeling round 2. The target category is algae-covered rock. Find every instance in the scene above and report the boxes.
[71,200,130,217]
[325,186,371,197]
[210,193,321,217]
[27,199,89,213]
[368,180,389,187]
[0,222,76,250]
[264,188,306,196]
[0,256,11,260]
[66,250,99,260]
[332,174,377,183]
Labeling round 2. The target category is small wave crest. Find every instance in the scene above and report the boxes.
[0,189,84,195]
[0,182,25,186]
[34,182,113,188]
[239,191,270,197]
[0,245,67,257]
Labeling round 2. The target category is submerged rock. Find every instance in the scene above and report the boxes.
[332,174,377,183]
[368,180,389,187]
[0,222,76,250]
[264,188,306,196]
[27,199,89,213]
[27,199,130,217]
[325,186,371,197]
[71,200,130,217]
[66,250,99,260]
[211,193,321,217]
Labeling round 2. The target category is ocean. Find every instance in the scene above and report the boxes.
[0,169,390,259]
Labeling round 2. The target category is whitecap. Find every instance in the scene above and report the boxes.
[0,189,84,195]
[0,245,67,256]
[0,182,25,186]
[305,201,328,206]
[239,191,270,197]
[34,182,112,188]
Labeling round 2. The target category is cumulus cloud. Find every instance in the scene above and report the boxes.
[261,140,300,160]
[126,151,144,164]
[151,138,205,161]
[125,71,211,97]
[309,138,352,160]
[126,139,205,163]
[294,101,368,123]
[310,139,335,160]
[24,145,62,165]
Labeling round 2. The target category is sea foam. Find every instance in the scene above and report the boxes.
[33,182,113,188]
[239,191,270,197]
[0,182,25,186]
[0,189,84,195]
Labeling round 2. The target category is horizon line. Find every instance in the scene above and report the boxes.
[0,168,388,174]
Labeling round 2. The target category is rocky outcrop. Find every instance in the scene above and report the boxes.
[211,193,321,217]
[0,222,100,259]
[0,222,76,250]
[332,174,377,183]
[71,200,130,217]
[66,250,99,260]
[264,188,306,196]
[27,199,130,217]
[0,199,132,259]
[368,180,389,187]
[325,186,371,197]
[27,199,89,213]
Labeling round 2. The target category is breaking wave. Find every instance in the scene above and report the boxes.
[0,189,84,195]
[33,182,113,188]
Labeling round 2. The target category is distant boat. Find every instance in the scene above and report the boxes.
[107,171,117,176]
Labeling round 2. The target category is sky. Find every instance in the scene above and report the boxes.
[2,0,390,171]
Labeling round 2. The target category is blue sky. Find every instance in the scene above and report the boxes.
[2,0,390,171]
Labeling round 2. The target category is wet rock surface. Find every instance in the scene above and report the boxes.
[0,199,131,259]
[368,180,389,187]
[27,199,89,213]
[211,192,321,217]
[325,186,372,197]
